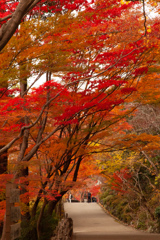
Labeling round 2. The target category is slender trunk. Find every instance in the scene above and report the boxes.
[47,156,83,215]
[73,156,82,182]
[47,191,67,216]
[0,146,7,239]
[0,59,8,240]
[31,193,42,217]
[16,116,30,220]
[37,199,47,240]
[32,177,52,217]
[0,145,7,174]
[18,69,30,220]
[1,214,6,240]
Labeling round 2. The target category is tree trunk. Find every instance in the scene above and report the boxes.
[31,192,42,217]
[0,146,7,239]
[0,0,41,51]
[47,191,67,216]
[0,145,7,174]
[37,198,47,240]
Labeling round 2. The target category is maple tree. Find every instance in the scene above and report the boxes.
[0,0,160,238]
[0,0,89,51]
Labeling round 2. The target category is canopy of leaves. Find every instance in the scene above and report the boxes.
[0,0,160,235]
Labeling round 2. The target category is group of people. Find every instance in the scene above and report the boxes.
[81,191,92,202]
[67,191,97,203]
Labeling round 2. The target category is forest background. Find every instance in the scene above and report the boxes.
[0,0,160,239]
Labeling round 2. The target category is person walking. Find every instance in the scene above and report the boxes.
[69,193,72,203]
[88,192,91,203]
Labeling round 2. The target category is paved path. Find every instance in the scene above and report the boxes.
[64,202,160,240]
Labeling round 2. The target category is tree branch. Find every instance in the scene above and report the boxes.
[0,0,42,51]
[142,0,147,36]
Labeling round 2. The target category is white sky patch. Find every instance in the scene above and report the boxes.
[29,73,46,89]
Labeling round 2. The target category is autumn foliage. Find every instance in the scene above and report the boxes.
[0,0,160,237]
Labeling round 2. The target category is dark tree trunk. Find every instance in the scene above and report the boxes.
[0,145,7,236]
[0,145,7,174]
[73,156,82,182]
[47,191,67,216]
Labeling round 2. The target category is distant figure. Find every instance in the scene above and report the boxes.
[69,194,72,203]
[84,191,87,202]
[92,196,97,202]
[88,192,91,203]
[81,192,84,202]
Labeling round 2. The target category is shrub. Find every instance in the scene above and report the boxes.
[155,206,160,219]
[19,207,58,240]
[155,206,160,233]
[137,220,147,230]
[102,195,114,205]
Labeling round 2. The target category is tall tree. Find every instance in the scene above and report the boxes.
[0,0,159,237]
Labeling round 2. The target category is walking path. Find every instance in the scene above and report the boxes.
[64,202,160,240]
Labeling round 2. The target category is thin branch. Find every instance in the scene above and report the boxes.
[0,14,12,22]
[22,72,44,97]
[142,0,147,36]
